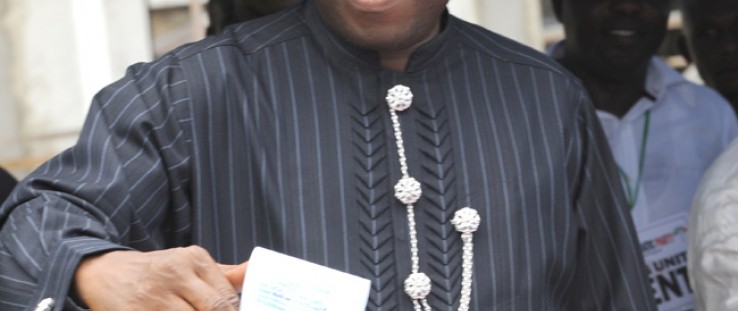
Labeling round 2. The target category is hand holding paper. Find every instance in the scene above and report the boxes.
[74,246,241,311]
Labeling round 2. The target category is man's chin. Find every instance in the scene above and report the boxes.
[604,52,650,67]
[594,56,650,80]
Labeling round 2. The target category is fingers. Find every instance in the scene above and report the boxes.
[74,245,245,311]
[180,246,240,311]
[179,278,240,311]
[218,261,249,291]
[76,249,208,311]
[164,299,198,311]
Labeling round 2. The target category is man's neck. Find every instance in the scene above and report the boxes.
[377,22,442,72]
[584,80,649,118]
[378,49,416,72]
[559,57,651,118]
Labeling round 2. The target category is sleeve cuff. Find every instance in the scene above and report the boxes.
[25,237,130,311]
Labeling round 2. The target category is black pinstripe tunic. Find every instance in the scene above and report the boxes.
[0,1,657,310]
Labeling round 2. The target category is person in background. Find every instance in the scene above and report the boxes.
[206,0,298,35]
[549,0,738,309]
[679,1,738,309]
[679,0,738,111]
[0,167,16,204]
[0,0,657,310]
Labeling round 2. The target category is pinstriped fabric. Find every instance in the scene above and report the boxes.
[0,1,656,310]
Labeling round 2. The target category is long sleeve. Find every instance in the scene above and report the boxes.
[564,89,658,310]
[689,137,738,311]
[0,3,663,309]
[0,55,193,311]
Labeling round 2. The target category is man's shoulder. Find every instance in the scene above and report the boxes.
[652,59,732,111]
[450,16,570,78]
[678,80,732,107]
[169,6,309,62]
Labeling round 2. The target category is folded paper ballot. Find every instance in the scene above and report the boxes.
[240,247,371,311]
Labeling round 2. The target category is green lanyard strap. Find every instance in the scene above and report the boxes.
[617,110,651,210]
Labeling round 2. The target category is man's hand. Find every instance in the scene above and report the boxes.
[75,246,248,311]
[219,261,248,291]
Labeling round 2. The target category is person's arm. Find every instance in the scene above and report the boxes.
[0,55,240,311]
[562,87,658,309]
[689,137,738,311]
[74,246,247,311]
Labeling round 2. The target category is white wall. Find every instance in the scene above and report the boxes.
[448,0,544,50]
[0,0,151,176]
[0,0,22,161]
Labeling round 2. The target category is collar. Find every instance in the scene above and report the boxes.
[621,58,689,120]
[302,0,454,72]
[643,57,685,101]
[548,41,687,119]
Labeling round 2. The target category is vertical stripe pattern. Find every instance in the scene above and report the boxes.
[0,1,656,310]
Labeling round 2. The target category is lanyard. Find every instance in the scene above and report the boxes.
[617,110,651,210]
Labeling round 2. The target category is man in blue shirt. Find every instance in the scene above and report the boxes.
[550,0,737,309]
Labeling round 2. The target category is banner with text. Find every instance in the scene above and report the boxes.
[639,213,693,311]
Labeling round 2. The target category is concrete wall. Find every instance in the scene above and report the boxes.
[0,0,151,177]
[0,0,22,162]
[449,0,544,50]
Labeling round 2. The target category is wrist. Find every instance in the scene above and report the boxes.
[73,250,133,307]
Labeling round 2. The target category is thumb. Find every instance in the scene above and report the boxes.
[218,261,249,292]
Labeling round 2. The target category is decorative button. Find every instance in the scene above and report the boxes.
[404,272,432,300]
[451,207,481,233]
[386,85,413,111]
[34,298,55,311]
[394,177,422,204]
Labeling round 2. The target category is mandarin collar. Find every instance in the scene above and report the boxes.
[303,0,454,73]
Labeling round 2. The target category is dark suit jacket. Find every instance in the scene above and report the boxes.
[0,168,16,205]
[0,2,657,310]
